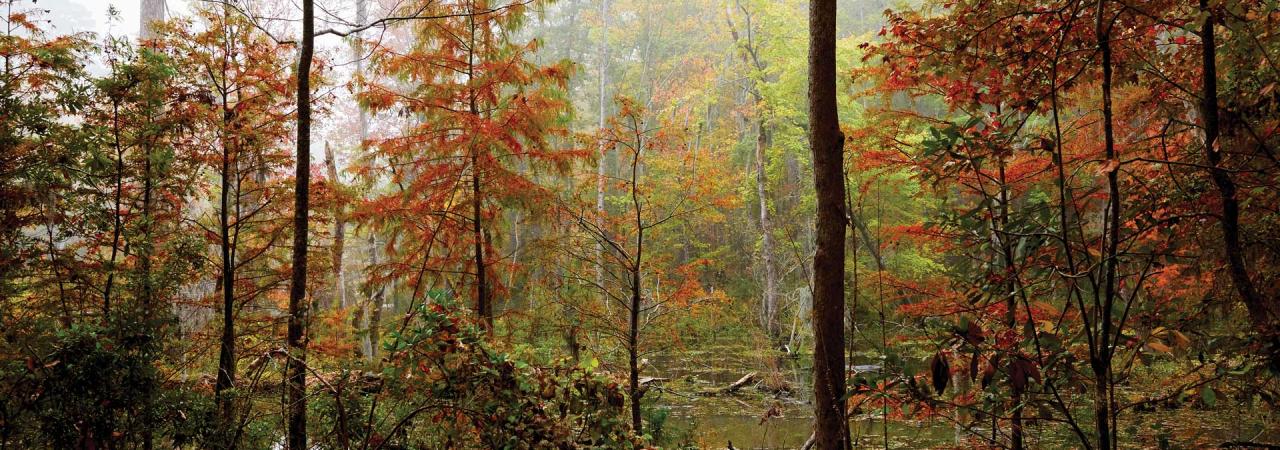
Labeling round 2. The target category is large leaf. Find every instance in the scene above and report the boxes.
[930,352,950,395]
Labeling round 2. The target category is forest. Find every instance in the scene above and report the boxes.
[2,0,1279,448]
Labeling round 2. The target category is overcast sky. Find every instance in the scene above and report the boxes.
[36,0,191,38]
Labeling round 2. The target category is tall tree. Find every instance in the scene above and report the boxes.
[287,0,314,447]
[1092,1,1119,448]
[724,0,779,339]
[809,0,847,447]
[596,0,610,314]
[1197,0,1278,355]
[159,9,298,447]
[351,0,381,361]
[565,96,729,436]
[359,0,573,331]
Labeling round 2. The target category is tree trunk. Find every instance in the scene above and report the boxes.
[628,266,642,436]
[808,0,847,447]
[366,235,383,360]
[596,0,610,314]
[756,120,779,339]
[352,0,377,361]
[287,1,314,448]
[325,142,346,310]
[139,0,165,40]
[215,100,237,449]
[465,9,493,331]
[1093,1,1117,448]
[725,1,781,341]
[628,127,645,438]
[104,100,125,321]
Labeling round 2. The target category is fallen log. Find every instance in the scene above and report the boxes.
[695,372,759,396]
[638,376,669,386]
[722,372,758,394]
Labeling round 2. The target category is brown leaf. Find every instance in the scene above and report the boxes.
[964,321,985,346]
[982,354,1001,389]
[1010,360,1027,392]
[1097,158,1120,176]
[930,352,950,395]
[969,350,980,382]
[1145,340,1173,355]
[1010,357,1039,393]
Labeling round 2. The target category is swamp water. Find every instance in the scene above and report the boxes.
[647,345,1280,449]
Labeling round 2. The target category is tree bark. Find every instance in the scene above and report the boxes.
[215,97,237,449]
[808,0,848,448]
[287,0,314,448]
[466,9,492,330]
[628,141,645,437]
[1093,1,1117,448]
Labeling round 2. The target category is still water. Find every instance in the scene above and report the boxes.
[649,345,1280,449]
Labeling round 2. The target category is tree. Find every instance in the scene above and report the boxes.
[287,0,315,447]
[809,0,847,447]
[350,0,380,361]
[358,0,574,331]
[724,0,780,340]
[1196,0,1279,364]
[159,7,298,446]
[561,96,728,435]
[2,6,207,447]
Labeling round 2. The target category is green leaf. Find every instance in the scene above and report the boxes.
[1200,385,1217,407]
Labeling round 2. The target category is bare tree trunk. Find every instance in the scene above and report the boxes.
[287,0,314,447]
[628,260,642,436]
[325,142,346,310]
[596,0,610,314]
[138,53,159,450]
[755,121,779,338]
[996,160,1024,450]
[351,0,378,361]
[724,2,780,340]
[139,0,165,40]
[104,99,125,320]
[365,235,383,360]
[808,0,848,447]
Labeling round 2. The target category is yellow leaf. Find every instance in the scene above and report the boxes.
[1033,301,1061,318]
